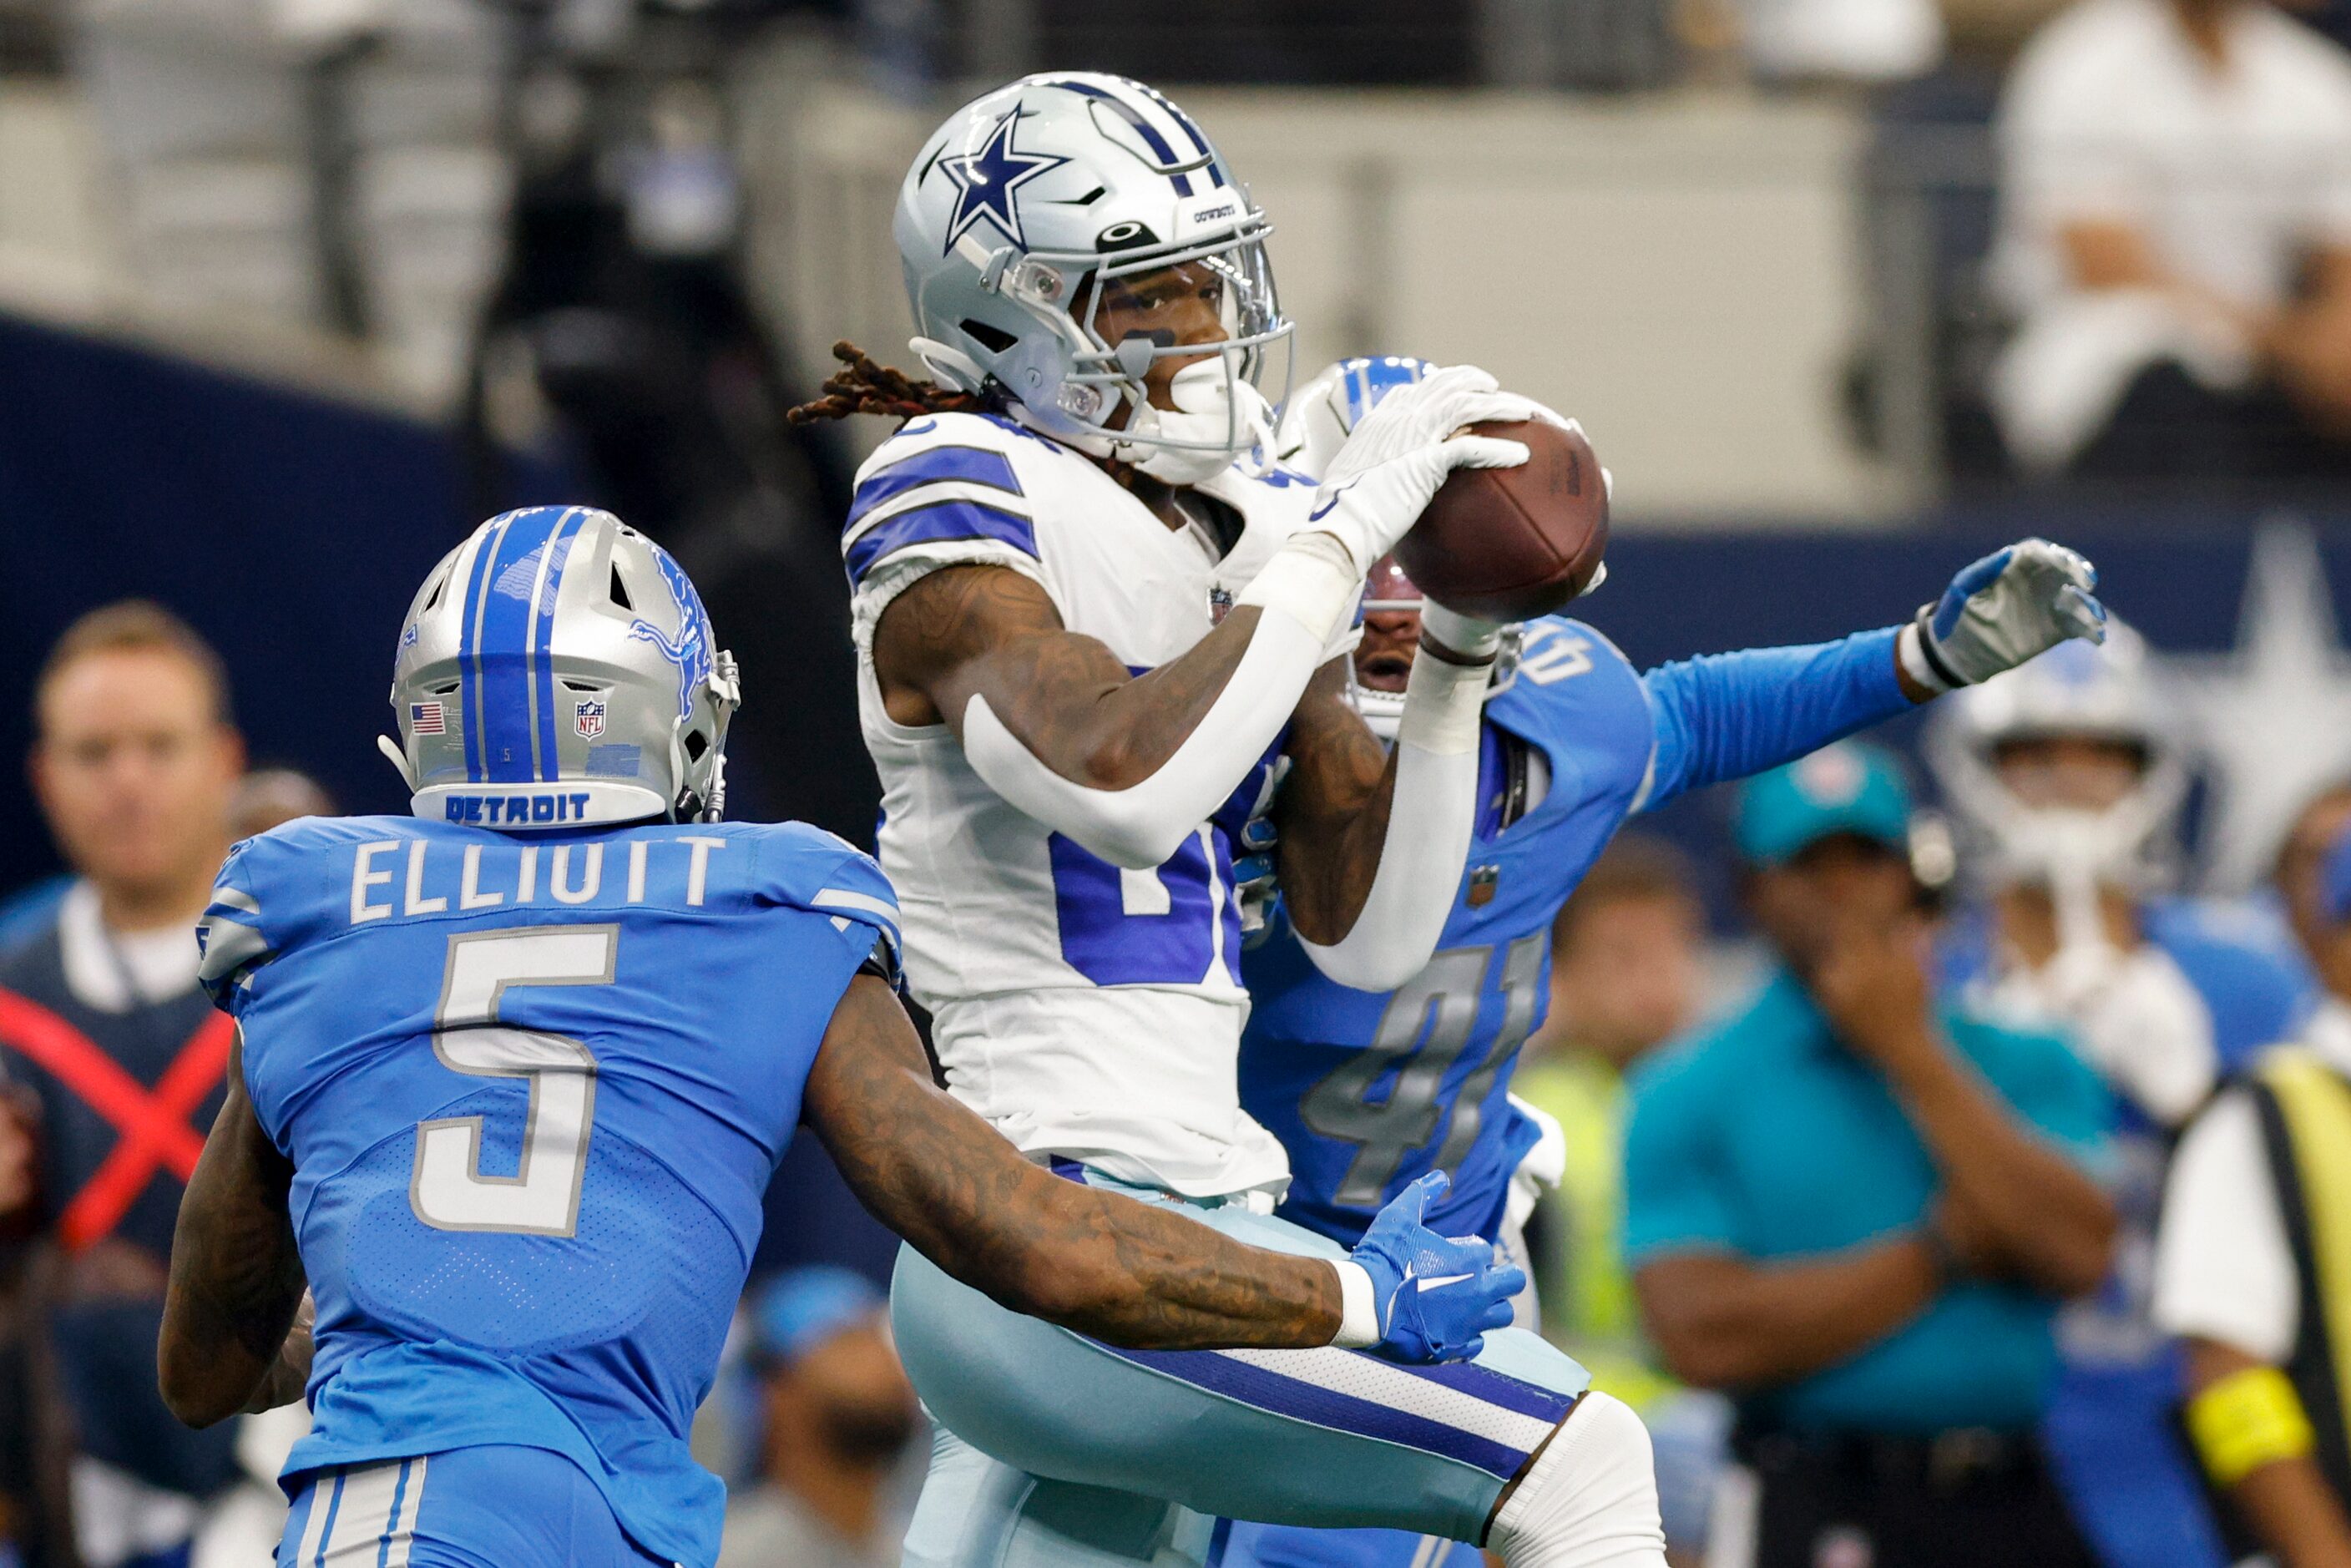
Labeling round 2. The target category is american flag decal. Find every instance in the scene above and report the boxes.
[410,701,446,736]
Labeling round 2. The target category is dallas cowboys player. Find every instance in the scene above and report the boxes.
[153,507,1529,1568]
[1223,357,2112,1568]
[791,74,1667,1568]
[1929,626,2310,1568]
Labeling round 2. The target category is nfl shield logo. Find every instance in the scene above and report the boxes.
[1465,864,1501,908]
[574,698,607,740]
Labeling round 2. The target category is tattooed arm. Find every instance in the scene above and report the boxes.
[802,973,1345,1348]
[871,564,1343,870]
[159,1034,309,1427]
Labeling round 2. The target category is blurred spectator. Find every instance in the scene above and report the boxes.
[1990,0,2351,479]
[1625,742,2116,1568]
[1514,833,1727,1562]
[227,767,334,839]
[1929,628,2311,1568]
[2151,818,2351,1565]
[1731,0,1945,82]
[720,1267,921,1568]
[0,602,246,1568]
[2273,777,2351,965]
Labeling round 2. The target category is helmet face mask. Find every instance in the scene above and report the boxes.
[385,507,741,832]
[1925,621,2182,895]
[897,73,1294,483]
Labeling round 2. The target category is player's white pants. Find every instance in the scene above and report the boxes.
[891,1171,1663,1567]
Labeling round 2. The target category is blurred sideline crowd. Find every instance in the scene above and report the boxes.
[8,0,2351,499]
[7,571,2351,1568]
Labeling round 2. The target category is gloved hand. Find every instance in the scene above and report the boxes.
[1233,813,1281,948]
[1345,1171,1524,1363]
[1307,365,1539,579]
[1902,539,2106,694]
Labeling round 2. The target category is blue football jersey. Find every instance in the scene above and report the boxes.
[1239,619,1656,1244]
[1940,894,2310,1568]
[196,814,900,1568]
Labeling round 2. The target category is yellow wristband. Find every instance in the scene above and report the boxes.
[2187,1365,2316,1486]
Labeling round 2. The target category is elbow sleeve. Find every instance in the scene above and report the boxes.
[1300,646,1486,991]
[960,593,1329,870]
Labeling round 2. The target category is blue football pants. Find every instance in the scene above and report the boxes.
[276,1445,663,1568]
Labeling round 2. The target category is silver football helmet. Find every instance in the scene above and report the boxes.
[1926,618,2183,893]
[380,506,741,829]
[893,72,1291,484]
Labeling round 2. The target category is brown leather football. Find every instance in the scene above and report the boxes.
[1394,418,1609,623]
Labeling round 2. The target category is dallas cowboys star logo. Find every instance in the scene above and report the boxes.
[936,109,1069,255]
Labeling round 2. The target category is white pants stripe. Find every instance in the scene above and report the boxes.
[293,1456,430,1567]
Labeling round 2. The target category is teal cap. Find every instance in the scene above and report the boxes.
[1733,742,1914,867]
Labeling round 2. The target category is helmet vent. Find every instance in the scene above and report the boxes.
[609,565,634,611]
[962,318,1018,353]
[561,680,599,694]
[430,681,459,697]
[683,730,709,761]
[422,574,447,613]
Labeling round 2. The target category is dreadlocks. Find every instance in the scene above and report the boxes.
[785,341,989,426]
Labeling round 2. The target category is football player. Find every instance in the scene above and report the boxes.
[1928,625,2311,1568]
[155,508,1527,1568]
[1222,356,2111,1568]
[791,74,1668,1568]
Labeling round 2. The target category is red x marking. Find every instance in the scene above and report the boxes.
[0,988,232,1252]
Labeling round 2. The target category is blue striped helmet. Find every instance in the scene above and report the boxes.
[1275,356,1436,479]
[382,507,741,830]
[893,73,1292,483]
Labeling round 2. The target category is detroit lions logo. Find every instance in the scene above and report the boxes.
[935,109,1069,256]
[626,547,714,721]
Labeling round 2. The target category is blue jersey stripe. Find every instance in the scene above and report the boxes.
[530,508,586,779]
[847,446,1024,530]
[1044,78,1194,198]
[844,499,1038,584]
[1099,1345,1541,1479]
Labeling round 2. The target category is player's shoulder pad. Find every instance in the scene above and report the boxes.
[196,814,401,1008]
[722,822,903,982]
[843,411,1076,591]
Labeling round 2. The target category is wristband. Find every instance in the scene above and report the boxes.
[1418,600,1504,664]
[1236,531,1363,648]
[1329,1259,1380,1349]
[1898,614,1962,695]
[2187,1364,2315,1485]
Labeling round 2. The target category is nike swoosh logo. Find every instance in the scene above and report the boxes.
[1308,480,1358,522]
[1415,1273,1474,1292]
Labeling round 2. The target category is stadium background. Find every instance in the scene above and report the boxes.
[3,0,2351,1561]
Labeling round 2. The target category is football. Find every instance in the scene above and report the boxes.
[1395,418,1610,623]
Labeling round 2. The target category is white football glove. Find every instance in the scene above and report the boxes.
[1306,365,1541,579]
[1900,539,2106,694]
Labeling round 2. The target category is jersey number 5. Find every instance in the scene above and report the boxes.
[410,925,612,1237]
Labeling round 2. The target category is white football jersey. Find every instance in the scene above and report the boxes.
[843,410,1350,1200]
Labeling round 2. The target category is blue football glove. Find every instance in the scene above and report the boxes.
[1904,539,2106,694]
[1344,1171,1524,1363]
[1234,815,1281,948]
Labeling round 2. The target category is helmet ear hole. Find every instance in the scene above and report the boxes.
[684,730,709,762]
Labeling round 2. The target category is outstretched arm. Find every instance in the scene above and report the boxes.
[805,974,1520,1359]
[1641,539,2106,813]
[1640,629,1916,813]
[803,973,1346,1348]
[159,1034,310,1427]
